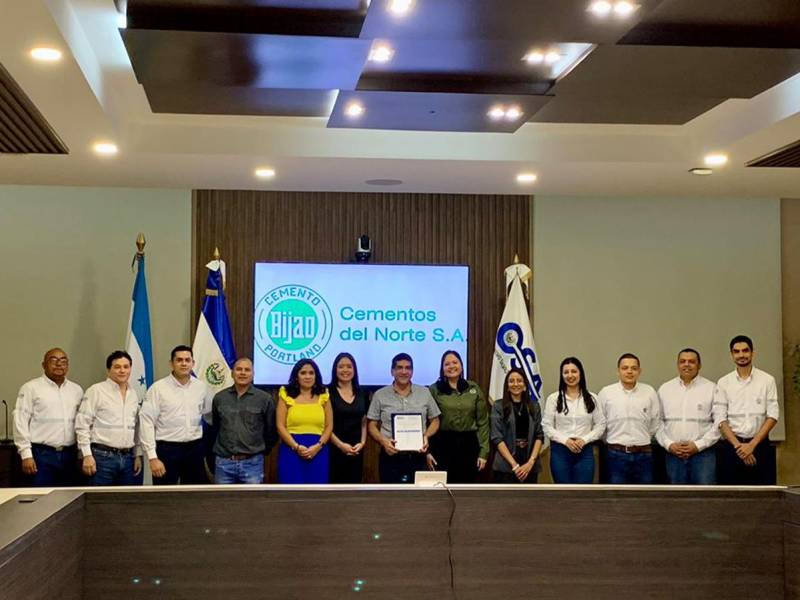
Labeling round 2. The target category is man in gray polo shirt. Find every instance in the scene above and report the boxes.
[368,352,440,483]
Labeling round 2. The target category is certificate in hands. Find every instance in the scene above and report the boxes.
[392,413,425,452]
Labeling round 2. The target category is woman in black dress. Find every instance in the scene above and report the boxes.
[328,352,370,483]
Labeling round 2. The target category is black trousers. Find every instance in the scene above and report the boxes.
[378,451,426,484]
[429,430,480,484]
[716,438,776,485]
[154,439,208,485]
[330,449,364,484]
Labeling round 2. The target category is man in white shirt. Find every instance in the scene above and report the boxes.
[139,345,211,485]
[656,348,719,485]
[76,350,143,486]
[714,335,779,485]
[13,348,83,486]
[598,353,660,484]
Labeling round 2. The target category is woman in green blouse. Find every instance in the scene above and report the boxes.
[427,350,489,483]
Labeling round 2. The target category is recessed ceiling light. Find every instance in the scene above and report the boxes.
[505,106,523,121]
[93,142,118,156]
[689,168,713,176]
[368,44,394,63]
[517,173,538,184]
[345,102,365,117]
[255,167,276,179]
[613,1,637,16]
[388,0,414,16]
[488,106,506,120]
[588,1,613,16]
[30,47,62,62]
[704,153,728,167]
[524,51,545,65]
[544,50,562,64]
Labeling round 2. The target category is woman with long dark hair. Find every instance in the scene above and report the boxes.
[328,352,370,483]
[276,358,333,484]
[427,350,489,483]
[542,356,605,484]
[490,368,544,483]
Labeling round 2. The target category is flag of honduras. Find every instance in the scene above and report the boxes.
[126,252,154,401]
[193,259,236,397]
[488,262,543,404]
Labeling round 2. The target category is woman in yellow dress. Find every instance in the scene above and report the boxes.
[276,359,333,483]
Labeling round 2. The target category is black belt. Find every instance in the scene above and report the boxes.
[32,443,75,452]
[156,439,202,446]
[608,443,652,454]
[91,443,133,455]
[735,436,754,443]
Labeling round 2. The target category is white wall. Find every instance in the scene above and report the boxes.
[533,196,785,438]
[0,185,192,438]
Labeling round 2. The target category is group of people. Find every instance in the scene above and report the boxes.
[12,334,778,487]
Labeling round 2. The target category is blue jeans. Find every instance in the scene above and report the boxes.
[90,446,143,486]
[215,454,264,484]
[30,444,78,487]
[606,448,653,484]
[664,446,716,485]
[550,442,595,484]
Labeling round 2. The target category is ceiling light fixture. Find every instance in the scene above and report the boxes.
[388,0,414,16]
[255,167,276,179]
[345,102,365,117]
[544,50,562,64]
[505,106,523,121]
[93,142,118,156]
[30,47,62,62]
[588,1,613,16]
[689,168,713,176]
[524,51,545,65]
[488,106,506,120]
[704,153,728,167]
[368,44,394,63]
[517,173,538,184]
[613,1,637,16]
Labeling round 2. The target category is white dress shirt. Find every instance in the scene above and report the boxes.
[75,379,142,457]
[139,375,211,460]
[598,381,660,446]
[656,375,719,452]
[542,391,606,445]
[714,367,779,439]
[13,376,83,459]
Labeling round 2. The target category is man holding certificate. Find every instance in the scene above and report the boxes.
[368,353,441,483]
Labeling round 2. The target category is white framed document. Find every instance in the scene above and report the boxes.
[391,413,424,451]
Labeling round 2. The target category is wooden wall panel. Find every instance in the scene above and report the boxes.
[192,190,531,391]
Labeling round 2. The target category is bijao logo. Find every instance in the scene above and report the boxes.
[255,284,333,365]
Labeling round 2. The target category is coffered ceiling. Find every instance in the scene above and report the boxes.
[0,0,798,196]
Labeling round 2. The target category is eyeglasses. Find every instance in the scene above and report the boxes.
[47,357,69,365]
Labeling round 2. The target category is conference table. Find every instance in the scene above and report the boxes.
[1,484,798,599]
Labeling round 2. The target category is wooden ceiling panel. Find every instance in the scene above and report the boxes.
[328,90,551,132]
[619,0,800,47]
[145,86,338,116]
[126,0,368,36]
[530,93,725,124]
[360,0,665,43]
[123,29,371,89]
[552,46,800,99]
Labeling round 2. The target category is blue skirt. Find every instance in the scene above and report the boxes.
[278,433,329,484]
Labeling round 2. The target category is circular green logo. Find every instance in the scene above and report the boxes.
[267,299,318,350]
[255,285,332,365]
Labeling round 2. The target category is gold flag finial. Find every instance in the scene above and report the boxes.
[213,246,220,261]
[513,253,520,264]
[135,233,146,254]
